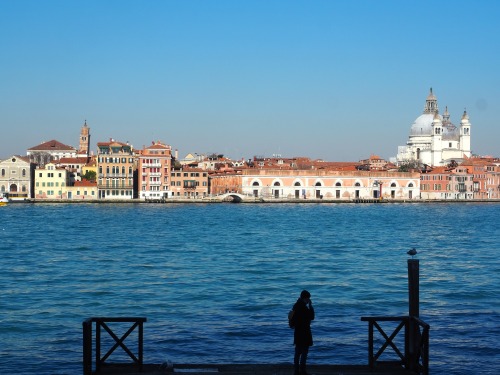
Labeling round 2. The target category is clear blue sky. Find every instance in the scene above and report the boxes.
[1,0,499,161]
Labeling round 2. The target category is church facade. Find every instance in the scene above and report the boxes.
[396,89,471,167]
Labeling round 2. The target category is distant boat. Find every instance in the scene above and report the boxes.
[0,193,9,206]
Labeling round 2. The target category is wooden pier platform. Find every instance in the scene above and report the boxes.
[95,363,413,375]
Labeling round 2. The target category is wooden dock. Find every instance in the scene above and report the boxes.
[83,261,428,375]
[96,363,414,375]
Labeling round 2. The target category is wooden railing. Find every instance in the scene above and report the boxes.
[361,315,429,375]
[82,317,146,375]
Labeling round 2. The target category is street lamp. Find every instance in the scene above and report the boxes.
[373,180,383,200]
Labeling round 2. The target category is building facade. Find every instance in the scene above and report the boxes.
[396,89,471,167]
[66,179,98,200]
[34,162,70,199]
[97,139,135,199]
[211,169,420,200]
[0,155,35,200]
[170,167,209,198]
[138,141,172,200]
[420,166,474,200]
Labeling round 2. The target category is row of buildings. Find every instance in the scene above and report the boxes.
[1,90,499,201]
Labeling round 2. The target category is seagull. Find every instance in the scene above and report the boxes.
[407,248,417,258]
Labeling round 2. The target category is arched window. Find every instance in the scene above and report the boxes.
[335,182,341,187]
[315,182,322,186]
[294,182,301,186]
[274,181,280,186]
[22,169,26,177]
[252,181,260,186]
[391,183,397,187]
[355,182,361,187]
[408,183,414,188]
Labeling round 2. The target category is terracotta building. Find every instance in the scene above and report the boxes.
[170,167,209,198]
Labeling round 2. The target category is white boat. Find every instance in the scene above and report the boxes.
[0,193,9,205]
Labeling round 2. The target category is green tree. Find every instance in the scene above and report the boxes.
[82,170,96,181]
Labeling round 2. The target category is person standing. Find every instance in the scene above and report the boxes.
[292,290,315,375]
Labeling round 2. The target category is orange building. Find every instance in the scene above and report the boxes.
[97,139,135,199]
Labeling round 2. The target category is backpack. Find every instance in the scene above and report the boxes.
[288,308,296,328]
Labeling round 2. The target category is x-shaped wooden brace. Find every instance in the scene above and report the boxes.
[99,321,141,364]
[373,320,406,362]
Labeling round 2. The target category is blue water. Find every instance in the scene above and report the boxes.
[0,203,498,375]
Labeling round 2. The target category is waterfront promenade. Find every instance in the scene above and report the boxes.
[9,196,500,204]
[94,363,415,375]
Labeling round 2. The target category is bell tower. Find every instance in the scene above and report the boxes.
[423,87,438,114]
[459,110,471,157]
[79,120,91,157]
[431,112,443,166]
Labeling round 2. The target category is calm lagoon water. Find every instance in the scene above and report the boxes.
[0,203,499,374]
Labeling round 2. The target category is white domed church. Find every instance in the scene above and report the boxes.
[396,88,471,167]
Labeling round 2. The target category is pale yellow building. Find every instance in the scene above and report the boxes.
[66,179,98,200]
[34,162,70,199]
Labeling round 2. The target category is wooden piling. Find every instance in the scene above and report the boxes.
[407,259,420,372]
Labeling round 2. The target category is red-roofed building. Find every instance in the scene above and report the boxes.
[57,157,91,184]
[27,140,77,167]
[420,165,474,199]
[66,179,98,200]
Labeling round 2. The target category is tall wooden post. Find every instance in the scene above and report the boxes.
[408,259,419,317]
[407,259,419,371]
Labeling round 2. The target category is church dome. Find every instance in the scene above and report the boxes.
[410,113,440,136]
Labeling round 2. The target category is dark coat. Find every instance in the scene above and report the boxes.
[293,298,315,346]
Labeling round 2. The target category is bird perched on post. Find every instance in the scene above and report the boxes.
[407,248,417,258]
